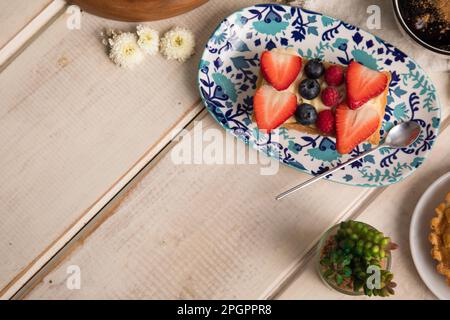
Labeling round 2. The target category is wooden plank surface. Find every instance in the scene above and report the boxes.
[0,0,260,297]
[23,111,379,299]
[0,1,66,69]
[277,124,450,300]
[2,0,448,300]
[23,70,449,299]
[0,0,53,50]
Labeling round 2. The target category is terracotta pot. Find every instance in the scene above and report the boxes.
[69,0,209,22]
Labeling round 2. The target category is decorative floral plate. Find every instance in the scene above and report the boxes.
[198,4,441,186]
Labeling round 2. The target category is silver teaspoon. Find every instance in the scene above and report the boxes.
[275,121,421,200]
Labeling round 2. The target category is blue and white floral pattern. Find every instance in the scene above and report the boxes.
[198,4,441,187]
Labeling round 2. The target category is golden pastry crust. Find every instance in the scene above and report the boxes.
[429,192,450,285]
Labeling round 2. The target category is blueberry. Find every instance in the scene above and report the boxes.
[299,79,320,100]
[295,103,317,125]
[304,59,325,79]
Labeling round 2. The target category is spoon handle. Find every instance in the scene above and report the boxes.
[276,145,382,200]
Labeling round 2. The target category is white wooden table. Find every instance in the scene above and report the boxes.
[0,0,448,300]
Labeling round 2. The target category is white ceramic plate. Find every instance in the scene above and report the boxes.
[410,171,450,300]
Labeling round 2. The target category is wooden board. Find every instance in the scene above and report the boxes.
[70,0,208,22]
[1,0,448,300]
[0,0,260,297]
[277,124,450,300]
[23,112,380,299]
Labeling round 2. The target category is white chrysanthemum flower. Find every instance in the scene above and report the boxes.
[108,32,144,68]
[136,25,159,55]
[160,27,195,62]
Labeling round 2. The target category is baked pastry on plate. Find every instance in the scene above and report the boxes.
[253,48,391,154]
[429,191,450,285]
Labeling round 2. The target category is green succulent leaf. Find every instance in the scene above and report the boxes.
[343,266,352,277]
[336,275,344,285]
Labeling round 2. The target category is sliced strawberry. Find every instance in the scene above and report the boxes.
[346,60,388,110]
[254,85,297,132]
[335,103,380,154]
[260,50,302,91]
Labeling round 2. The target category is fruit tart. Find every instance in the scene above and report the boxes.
[429,191,450,285]
[252,48,391,154]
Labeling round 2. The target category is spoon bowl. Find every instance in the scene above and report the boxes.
[384,121,421,148]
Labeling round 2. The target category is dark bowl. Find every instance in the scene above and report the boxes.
[393,0,450,56]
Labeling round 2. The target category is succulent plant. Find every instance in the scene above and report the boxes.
[320,220,398,297]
